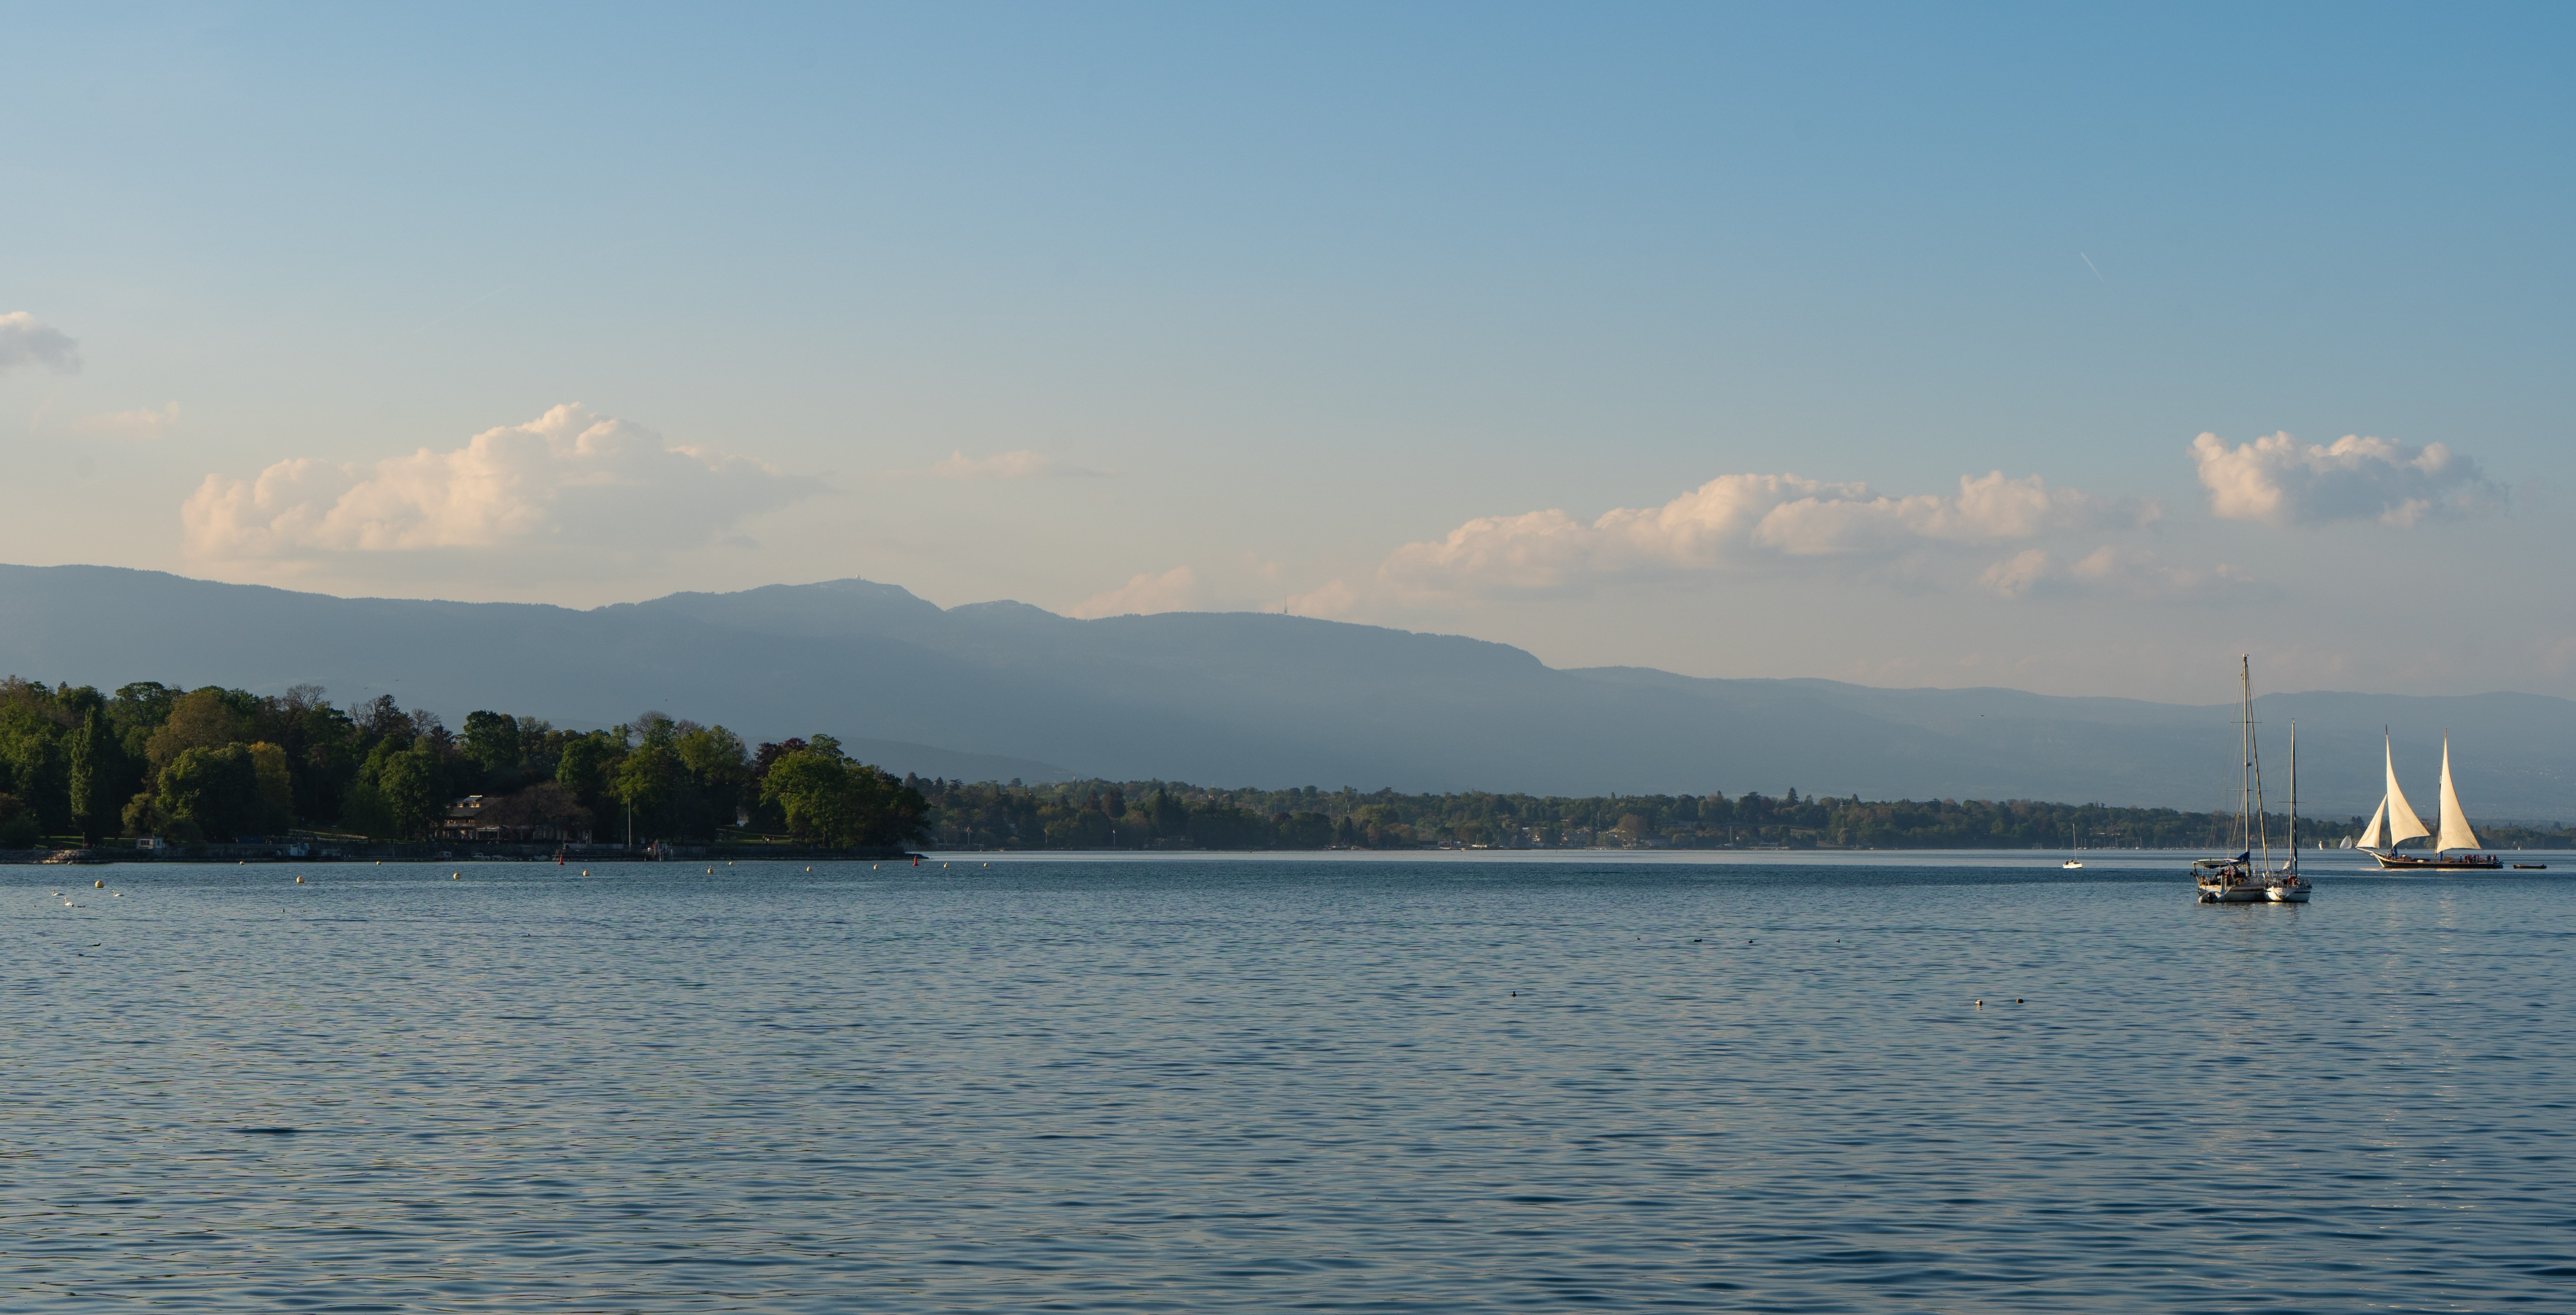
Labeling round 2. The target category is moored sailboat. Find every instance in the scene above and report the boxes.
[2194,657,2305,904]
[2270,722,2310,901]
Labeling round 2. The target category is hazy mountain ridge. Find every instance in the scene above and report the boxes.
[2,563,2570,820]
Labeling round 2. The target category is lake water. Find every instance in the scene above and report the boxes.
[5,852,2571,1311]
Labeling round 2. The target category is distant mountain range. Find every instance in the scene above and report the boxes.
[3,563,2571,822]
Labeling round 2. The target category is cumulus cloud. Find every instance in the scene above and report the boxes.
[0,312,81,376]
[1978,546,2252,599]
[182,404,810,566]
[1068,566,1204,618]
[930,449,1106,479]
[1382,470,2140,597]
[2190,431,2496,528]
[1267,578,1360,619]
[71,402,180,439]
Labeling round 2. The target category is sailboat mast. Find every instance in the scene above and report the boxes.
[2248,659,2268,868]
[2289,720,2298,874]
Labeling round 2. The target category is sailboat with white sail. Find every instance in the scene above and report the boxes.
[2363,732,2502,870]
[2193,657,2307,903]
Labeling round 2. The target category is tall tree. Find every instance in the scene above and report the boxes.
[154,745,263,843]
[66,708,121,843]
[461,710,522,776]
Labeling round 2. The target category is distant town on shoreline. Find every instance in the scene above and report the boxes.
[3,676,2570,856]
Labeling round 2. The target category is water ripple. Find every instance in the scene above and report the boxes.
[3,858,2569,1311]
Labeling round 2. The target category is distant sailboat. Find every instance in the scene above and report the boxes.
[2063,823,2083,869]
[2371,733,2501,871]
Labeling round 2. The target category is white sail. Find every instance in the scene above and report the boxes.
[2357,797,2388,848]
[2436,733,2482,854]
[2382,733,2430,846]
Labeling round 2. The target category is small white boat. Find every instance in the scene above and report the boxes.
[2061,823,2084,868]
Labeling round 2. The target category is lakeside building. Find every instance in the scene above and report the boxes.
[437,795,592,845]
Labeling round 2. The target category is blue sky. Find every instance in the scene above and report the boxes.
[3,3,2571,702]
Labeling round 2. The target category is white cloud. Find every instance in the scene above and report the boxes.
[182,403,810,566]
[2189,431,2496,528]
[0,312,81,376]
[1267,578,1360,618]
[1068,565,1204,618]
[71,402,179,439]
[929,449,1106,479]
[1382,470,2140,597]
[1978,545,2252,599]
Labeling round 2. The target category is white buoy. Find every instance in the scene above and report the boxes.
[295,876,304,884]
[94,880,103,888]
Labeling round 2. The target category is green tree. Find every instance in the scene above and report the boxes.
[462,710,522,776]
[155,745,264,841]
[556,732,623,817]
[0,702,68,835]
[246,741,295,834]
[676,725,751,826]
[376,739,445,839]
[610,743,676,837]
[0,793,37,848]
[143,688,253,773]
[109,682,180,763]
[339,735,443,839]
[66,708,122,842]
[758,739,927,848]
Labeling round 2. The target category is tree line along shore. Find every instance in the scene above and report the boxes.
[0,677,922,853]
[4,676,2570,855]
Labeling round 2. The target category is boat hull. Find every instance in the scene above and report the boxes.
[2370,851,2503,871]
